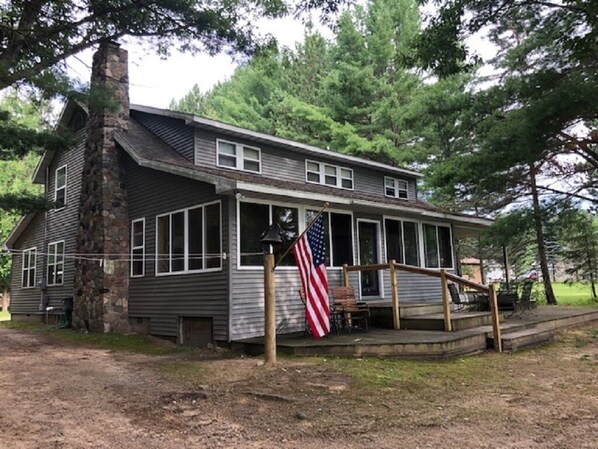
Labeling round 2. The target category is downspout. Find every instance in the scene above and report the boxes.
[39,166,49,311]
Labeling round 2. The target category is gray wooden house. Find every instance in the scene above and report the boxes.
[4,43,491,345]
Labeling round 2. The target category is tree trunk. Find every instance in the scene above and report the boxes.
[1,288,9,312]
[529,163,557,304]
[587,244,597,299]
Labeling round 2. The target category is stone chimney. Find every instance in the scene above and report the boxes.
[73,42,130,333]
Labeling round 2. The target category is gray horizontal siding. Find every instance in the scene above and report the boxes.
[125,156,229,340]
[10,213,45,314]
[11,131,86,315]
[195,129,417,201]
[229,200,454,340]
[131,111,195,162]
[230,269,344,340]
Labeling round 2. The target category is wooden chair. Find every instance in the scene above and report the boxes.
[298,288,340,335]
[330,286,370,332]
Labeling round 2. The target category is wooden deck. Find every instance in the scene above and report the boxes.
[233,306,598,358]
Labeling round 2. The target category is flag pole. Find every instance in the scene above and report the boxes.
[274,202,329,269]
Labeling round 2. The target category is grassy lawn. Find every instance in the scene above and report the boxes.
[551,282,597,306]
[46,328,194,355]
[0,310,10,321]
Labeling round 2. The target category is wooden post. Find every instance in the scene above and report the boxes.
[489,283,502,352]
[390,260,400,330]
[264,253,276,364]
[342,264,349,287]
[440,269,452,332]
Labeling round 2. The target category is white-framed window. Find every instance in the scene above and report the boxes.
[47,241,65,286]
[305,160,354,190]
[156,201,222,275]
[423,223,453,269]
[306,209,353,267]
[237,199,354,268]
[216,139,261,173]
[130,218,145,277]
[21,247,37,288]
[384,176,409,199]
[384,218,420,266]
[55,165,67,208]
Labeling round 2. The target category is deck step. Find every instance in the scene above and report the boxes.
[490,327,556,352]
[400,312,495,331]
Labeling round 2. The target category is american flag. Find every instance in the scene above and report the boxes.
[292,214,330,338]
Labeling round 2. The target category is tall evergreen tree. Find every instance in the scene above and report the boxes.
[0,0,346,212]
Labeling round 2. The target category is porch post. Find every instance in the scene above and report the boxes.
[264,253,277,364]
[342,264,349,287]
[489,284,502,352]
[390,260,400,330]
[440,269,452,332]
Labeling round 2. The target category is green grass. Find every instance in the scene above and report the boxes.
[46,328,193,355]
[0,320,194,355]
[551,282,597,306]
[0,310,10,321]
[325,354,502,390]
[0,320,45,330]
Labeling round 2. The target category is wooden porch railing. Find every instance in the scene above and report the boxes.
[342,261,502,352]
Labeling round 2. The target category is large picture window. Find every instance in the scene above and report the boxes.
[131,218,145,277]
[55,165,67,208]
[384,219,420,266]
[239,202,354,268]
[22,247,36,288]
[156,202,222,275]
[217,139,261,173]
[239,202,299,266]
[423,224,453,268]
[305,210,353,267]
[47,241,65,286]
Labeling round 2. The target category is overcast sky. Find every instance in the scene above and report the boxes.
[65,9,495,110]
[67,16,325,110]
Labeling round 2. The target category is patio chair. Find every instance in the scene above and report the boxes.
[299,288,340,336]
[447,283,466,311]
[330,286,370,332]
[513,281,536,316]
[448,284,479,311]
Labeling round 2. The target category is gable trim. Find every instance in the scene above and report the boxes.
[3,213,36,250]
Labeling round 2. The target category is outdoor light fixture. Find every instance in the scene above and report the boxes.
[260,224,283,254]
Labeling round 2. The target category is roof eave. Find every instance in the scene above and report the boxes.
[114,133,237,193]
[3,213,36,250]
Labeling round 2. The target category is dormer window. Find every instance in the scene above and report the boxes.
[384,177,408,199]
[306,160,353,190]
[217,139,261,173]
[55,165,67,209]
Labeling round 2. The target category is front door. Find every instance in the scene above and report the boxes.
[358,221,380,297]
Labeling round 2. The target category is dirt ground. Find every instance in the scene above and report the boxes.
[0,325,597,449]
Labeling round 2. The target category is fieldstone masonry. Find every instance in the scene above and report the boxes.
[73,42,130,333]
